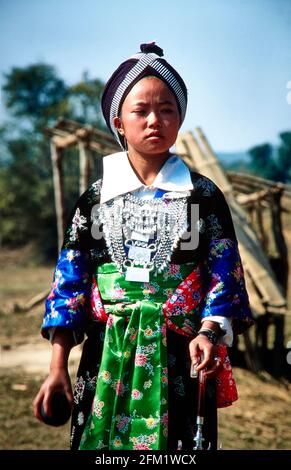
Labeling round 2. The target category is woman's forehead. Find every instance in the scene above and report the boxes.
[124,77,176,102]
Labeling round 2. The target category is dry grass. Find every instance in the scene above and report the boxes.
[219,368,291,450]
[0,371,71,450]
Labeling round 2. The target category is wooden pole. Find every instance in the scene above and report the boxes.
[178,130,211,173]
[76,128,92,195]
[270,189,289,295]
[50,139,66,252]
[175,133,197,170]
[195,127,233,195]
[78,138,91,196]
[255,200,268,251]
[242,330,261,373]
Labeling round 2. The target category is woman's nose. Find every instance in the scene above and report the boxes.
[148,111,161,127]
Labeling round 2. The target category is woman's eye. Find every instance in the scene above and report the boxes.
[133,109,146,115]
[162,108,173,113]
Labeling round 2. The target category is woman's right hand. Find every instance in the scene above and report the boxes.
[33,367,73,422]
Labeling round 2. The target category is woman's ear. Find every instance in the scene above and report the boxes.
[113,116,125,136]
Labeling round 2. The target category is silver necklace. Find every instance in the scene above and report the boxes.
[97,192,188,282]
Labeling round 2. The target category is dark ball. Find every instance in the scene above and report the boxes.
[40,392,72,427]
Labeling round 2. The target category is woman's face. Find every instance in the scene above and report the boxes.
[114,77,181,157]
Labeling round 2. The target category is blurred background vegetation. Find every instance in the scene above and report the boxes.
[0,63,105,260]
[0,62,291,262]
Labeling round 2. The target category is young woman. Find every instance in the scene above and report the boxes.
[33,43,254,450]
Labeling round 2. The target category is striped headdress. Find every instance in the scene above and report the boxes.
[101,43,188,149]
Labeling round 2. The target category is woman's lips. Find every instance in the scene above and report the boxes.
[146,133,163,140]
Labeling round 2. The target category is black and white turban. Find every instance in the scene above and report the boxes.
[101,43,188,149]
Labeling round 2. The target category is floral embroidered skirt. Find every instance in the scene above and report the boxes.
[70,262,220,450]
[70,323,217,451]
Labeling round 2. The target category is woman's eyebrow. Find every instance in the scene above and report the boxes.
[159,100,175,105]
[132,100,175,106]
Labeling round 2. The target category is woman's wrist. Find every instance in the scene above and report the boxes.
[197,320,223,345]
[50,329,74,370]
[50,352,70,371]
[200,320,221,335]
[197,328,218,345]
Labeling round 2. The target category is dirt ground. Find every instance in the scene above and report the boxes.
[0,242,291,450]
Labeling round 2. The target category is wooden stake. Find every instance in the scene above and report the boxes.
[78,138,91,196]
[50,139,66,252]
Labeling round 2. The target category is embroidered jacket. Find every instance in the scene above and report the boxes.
[41,155,254,343]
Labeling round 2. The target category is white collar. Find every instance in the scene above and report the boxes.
[100,151,193,203]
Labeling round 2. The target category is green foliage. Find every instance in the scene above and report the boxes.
[277,131,291,182]
[2,64,69,127]
[0,131,55,255]
[247,132,291,183]
[68,71,105,129]
[248,143,279,180]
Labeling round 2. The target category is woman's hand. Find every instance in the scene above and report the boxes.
[33,367,73,422]
[189,334,221,378]
[33,328,75,422]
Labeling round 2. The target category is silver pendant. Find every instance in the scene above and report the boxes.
[131,230,150,242]
[128,246,152,263]
[125,266,150,283]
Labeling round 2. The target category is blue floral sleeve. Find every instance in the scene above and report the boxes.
[201,239,254,333]
[193,177,254,333]
[41,180,102,343]
[41,249,92,344]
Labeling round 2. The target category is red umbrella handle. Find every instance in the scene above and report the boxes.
[193,368,207,450]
